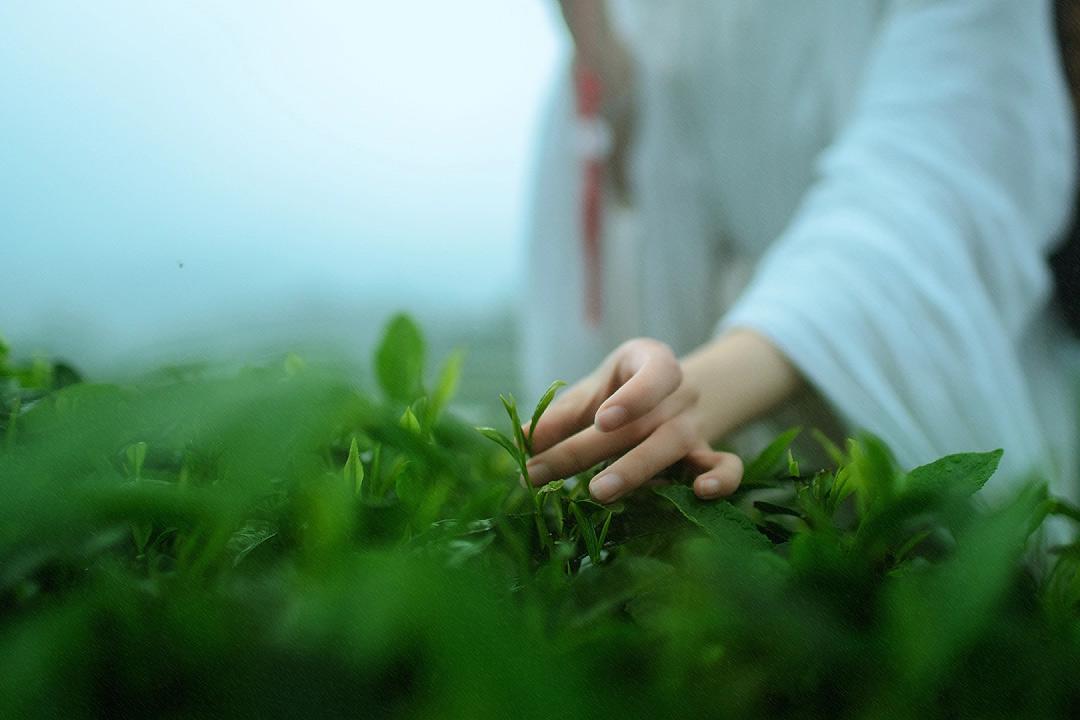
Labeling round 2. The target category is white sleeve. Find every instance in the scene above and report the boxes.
[719,0,1077,487]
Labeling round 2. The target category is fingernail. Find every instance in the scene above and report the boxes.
[698,477,722,498]
[526,461,550,486]
[595,406,628,431]
[589,473,624,502]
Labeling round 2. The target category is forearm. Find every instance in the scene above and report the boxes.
[681,328,803,444]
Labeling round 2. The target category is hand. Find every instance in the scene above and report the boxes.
[525,338,745,503]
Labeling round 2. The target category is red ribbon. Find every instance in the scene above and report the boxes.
[575,65,604,327]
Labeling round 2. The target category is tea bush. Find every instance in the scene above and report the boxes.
[1,318,1079,719]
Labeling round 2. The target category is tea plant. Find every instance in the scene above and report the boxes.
[2,316,1080,719]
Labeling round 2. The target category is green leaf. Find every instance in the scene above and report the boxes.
[887,481,1047,688]
[742,427,801,487]
[597,510,614,546]
[527,380,566,452]
[410,397,431,434]
[811,428,846,467]
[848,433,901,515]
[370,443,384,496]
[125,441,148,480]
[399,406,422,435]
[375,313,425,403]
[571,501,602,564]
[655,485,772,553]
[903,449,1003,499]
[537,479,566,495]
[500,394,528,456]
[476,427,523,468]
[786,449,800,478]
[344,436,365,496]
[131,522,153,553]
[429,349,465,425]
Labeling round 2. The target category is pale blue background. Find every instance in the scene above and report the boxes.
[1,2,560,374]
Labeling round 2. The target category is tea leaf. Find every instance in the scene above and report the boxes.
[476,427,522,468]
[429,349,465,425]
[375,313,425,403]
[848,434,901,515]
[571,501,602,564]
[499,394,528,456]
[656,485,771,553]
[370,443,383,496]
[125,441,148,480]
[537,479,566,495]
[527,380,565,452]
[903,449,1003,499]
[131,522,152,553]
[786,449,800,478]
[344,436,365,496]
[400,406,422,435]
[811,428,846,466]
[598,510,614,546]
[742,427,801,487]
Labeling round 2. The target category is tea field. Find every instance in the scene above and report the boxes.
[2,315,1079,719]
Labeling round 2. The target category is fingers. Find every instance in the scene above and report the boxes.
[595,339,682,432]
[586,440,743,504]
[686,446,743,500]
[586,415,701,503]
[527,390,694,487]
[527,373,605,455]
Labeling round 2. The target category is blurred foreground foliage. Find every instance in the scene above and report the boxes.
[2,318,1080,719]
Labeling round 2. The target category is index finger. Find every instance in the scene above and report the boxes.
[594,341,682,432]
[526,372,606,455]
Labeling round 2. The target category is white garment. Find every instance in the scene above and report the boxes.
[523,0,1079,500]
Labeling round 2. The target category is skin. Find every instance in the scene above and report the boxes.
[543,4,805,502]
[526,330,803,503]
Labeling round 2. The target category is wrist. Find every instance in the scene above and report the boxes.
[680,328,802,444]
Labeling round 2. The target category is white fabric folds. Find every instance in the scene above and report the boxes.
[523,0,1079,498]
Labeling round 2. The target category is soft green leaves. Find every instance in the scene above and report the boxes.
[847,434,900,515]
[429,349,464,425]
[499,394,528,459]
[476,427,523,471]
[537,479,566,495]
[400,406,422,435]
[375,314,425,403]
[742,427,801,487]
[655,485,771,553]
[571,501,602,564]
[131,522,153,554]
[786,449,800,479]
[903,449,1003,499]
[125,441,148,480]
[344,436,365,496]
[527,380,565,452]
[887,481,1047,689]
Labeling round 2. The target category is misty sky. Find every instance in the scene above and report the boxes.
[1,2,560,369]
